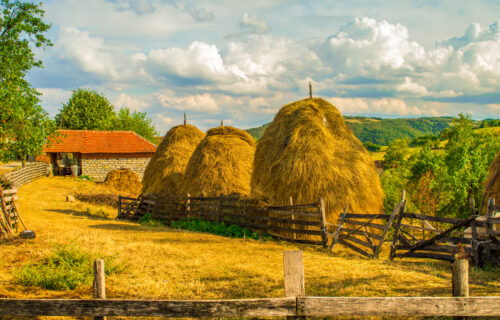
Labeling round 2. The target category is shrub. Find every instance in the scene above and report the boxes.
[138,212,164,227]
[171,219,262,240]
[15,242,124,290]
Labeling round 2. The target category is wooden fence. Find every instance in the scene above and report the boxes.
[1,162,49,188]
[118,194,328,246]
[1,250,499,318]
[0,187,26,239]
[389,198,500,266]
[328,199,405,258]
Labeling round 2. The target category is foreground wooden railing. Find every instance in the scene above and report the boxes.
[2,296,499,317]
[1,250,499,318]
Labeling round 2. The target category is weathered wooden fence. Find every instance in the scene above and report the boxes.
[118,194,328,246]
[1,162,49,188]
[1,250,499,318]
[389,198,500,266]
[0,187,26,239]
[327,198,405,258]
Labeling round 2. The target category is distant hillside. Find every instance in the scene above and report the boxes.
[246,116,454,146]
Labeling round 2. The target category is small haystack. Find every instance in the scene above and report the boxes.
[179,126,256,197]
[142,124,204,196]
[251,98,384,223]
[482,149,500,211]
[104,169,141,196]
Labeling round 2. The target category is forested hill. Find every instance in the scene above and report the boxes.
[246,116,454,145]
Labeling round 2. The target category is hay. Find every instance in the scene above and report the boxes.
[104,169,141,196]
[251,98,384,224]
[482,149,500,211]
[142,124,204,196]
[179,126,256,197]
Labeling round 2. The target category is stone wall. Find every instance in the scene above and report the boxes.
[81,157,151,181]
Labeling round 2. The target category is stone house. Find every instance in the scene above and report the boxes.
[43,130,156,181]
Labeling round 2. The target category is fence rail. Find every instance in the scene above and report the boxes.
[118,194,328,246]
[1,162,49,188]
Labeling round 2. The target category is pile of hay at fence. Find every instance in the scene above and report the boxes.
[483,149,500,211]
[104,169,141,196]
[142,124,204,196]
[251,97,384,223]
[179,126,256,197]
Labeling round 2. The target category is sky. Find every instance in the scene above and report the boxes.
[28,0,500,134]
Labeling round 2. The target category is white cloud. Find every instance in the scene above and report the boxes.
[184,5,214,23]
[157,92,220,113]
[115,93,150,111]
[240,12,270,34]
[37,88,73,116]
[327,97,423,116]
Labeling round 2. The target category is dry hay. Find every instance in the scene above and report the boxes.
[104,169,141,196]
[74,193,120,208]
[483,149,500,210]
[142,124,204,196]
[251,98,384,225]
[179,126,256,197]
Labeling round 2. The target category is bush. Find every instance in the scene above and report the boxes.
[15,242,124,290]
[171,219,262,239]
[138,212,164,227]
[363,141,382,152]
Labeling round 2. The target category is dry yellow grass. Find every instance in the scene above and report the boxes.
[0,177,498,318]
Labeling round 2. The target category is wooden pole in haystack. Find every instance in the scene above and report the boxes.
[184,112,187,126]
[221,119,224,127]
[309,81,312,99]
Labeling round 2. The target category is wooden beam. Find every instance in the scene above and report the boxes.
[0,298,297,317]
[297,297,500,317]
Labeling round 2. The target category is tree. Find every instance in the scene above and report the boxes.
[382,138,410,169]
[0,0,53,163]
[56,88,116,130]
[56,89,159,142]
[114,107,158,143]
[433,114,500,217]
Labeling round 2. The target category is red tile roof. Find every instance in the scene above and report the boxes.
[44,130,156,154]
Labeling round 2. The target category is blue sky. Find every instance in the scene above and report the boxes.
[29,0,500,134]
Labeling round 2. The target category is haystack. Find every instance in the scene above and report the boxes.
[142,124,204,196]
[483,150,500,209]
[179,126,256,197]
[104,169,141,196]
[251,98,384,223]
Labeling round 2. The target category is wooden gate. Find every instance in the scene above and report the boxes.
[0,187,26,238]
[328,199,405,258]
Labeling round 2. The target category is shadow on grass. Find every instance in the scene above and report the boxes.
[45,208,111,220]
[89,223,178,232]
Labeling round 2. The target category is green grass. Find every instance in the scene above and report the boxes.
[171,219,264,240]
[15,242,124,290]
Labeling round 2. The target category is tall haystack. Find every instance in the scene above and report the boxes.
[142,124,204,196]
[104,169,141,196]
[251,98,384,223]
[179,126,256,197]
[482,149,500,210]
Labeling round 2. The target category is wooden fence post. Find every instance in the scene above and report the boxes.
[186,193,191,213]
[283,250,304,319]
[117,196,122,219]
[452,254,469,320]
[469,198,479,266]
[93,259,106,320]
[290,197,296,240]
[319,198,327,248]
[389,190,406,261]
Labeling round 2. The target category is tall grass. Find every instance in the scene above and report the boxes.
[15,242,124,290]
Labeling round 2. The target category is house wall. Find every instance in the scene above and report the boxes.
[80,153,153,181]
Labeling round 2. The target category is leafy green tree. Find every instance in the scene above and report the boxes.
[382,138,410,169]
[0,0,53,163]
[433,114,500,217]
[363,141,381,152]
[56,88,116,130]
[114,107,158,143]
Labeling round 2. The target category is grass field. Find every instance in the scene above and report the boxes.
[1,177,498,313]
